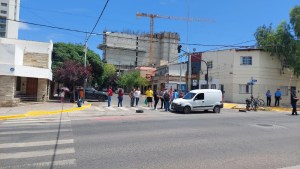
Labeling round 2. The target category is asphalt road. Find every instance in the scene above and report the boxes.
[1,105,300,169]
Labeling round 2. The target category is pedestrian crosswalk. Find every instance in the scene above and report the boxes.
[0,115,76,169]
[90,105,155,112]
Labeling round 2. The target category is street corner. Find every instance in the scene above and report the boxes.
[26,103,92,116]
[0,103,92,120]
[0,114,27,120]
[223,103,240,109]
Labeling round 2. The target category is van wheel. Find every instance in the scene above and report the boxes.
[183,106,191,114]
[213,106,220,113]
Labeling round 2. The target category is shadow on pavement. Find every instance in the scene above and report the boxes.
[169,110,216,115]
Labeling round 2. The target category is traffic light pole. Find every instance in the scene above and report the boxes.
[178,45,209,90]
[201,60,209,89]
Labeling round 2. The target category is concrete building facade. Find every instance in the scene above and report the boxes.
[0,38,53,106]
[0,0,19,39]
[200,48,300,106]
[99,31,180,71]
[152,63,188,92]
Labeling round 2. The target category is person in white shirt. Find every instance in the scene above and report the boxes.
[134,87,141,107]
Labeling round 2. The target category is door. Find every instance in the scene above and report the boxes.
[26,78,38,97]
[193,93,205,111]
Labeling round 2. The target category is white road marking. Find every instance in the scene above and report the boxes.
[0,139,74,148]
[94,107,105,111]
[0,148,75,160]
[0,122,68,127]
[139,106,152,110]
[0,159,76,169]
[278,165,300,169]
[117,107,129,111]
[0,129,72,135]
[3,120,70,124]
[107,107,116,111]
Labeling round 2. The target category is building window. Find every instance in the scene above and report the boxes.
[1,3,7,6]
[207,61,213,69]
[0,17,5,23]
[280,86,289,96]
[239,84,252,94]
[0,32,5,37]
[211,84,216,89]
[0,10,7,14]
[240,56,252,65]
[201,84,208,89]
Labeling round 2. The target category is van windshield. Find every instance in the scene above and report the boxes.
[183,92,196,100]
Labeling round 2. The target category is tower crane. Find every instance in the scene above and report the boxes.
[136,12,213,66]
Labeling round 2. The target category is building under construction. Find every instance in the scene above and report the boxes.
[99,31,180,72]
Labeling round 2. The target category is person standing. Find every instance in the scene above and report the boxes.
[107,87,113,107]
[134,87,141,107]
[172,89,179,102]
[274,88,282,107]
[179,91,184,98]
[291,89,298,115]
[57,88,61,97]
[145,87,153,108]
[153,89,160,110]
[266,90,271,107]
[159,90,165,109]
[117,88,123,107]
[129,88,135,107]
[163,89,171,111]
[79,87,84,104]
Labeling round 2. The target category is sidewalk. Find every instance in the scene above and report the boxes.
[224,102,297,112]
[0,101,91,120]
[0,101,296,120]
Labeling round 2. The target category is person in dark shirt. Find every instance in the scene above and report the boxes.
[290,89,298,115]
[265,90,271,107]
[117,89,123,107]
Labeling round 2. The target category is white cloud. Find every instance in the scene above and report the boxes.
[18,22,38,31]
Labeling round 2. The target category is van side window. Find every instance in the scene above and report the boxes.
[195,93,204,100]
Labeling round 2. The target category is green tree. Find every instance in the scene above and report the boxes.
[116,71,149,89]
[254,6,300,75]
[52,42,103,86]
[101,64,117,88]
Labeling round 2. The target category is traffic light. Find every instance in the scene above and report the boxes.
[205,74,208,81]
[177,45,182,53]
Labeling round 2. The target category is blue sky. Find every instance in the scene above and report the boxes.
[19,0,299,59]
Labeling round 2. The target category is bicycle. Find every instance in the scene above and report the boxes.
[245,96,264,111]
[255,96,265,107]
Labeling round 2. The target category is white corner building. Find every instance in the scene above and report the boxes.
[200,48,300,106]
[0,0,53,106]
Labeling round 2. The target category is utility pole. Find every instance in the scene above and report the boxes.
[83,32,88,101]
[179,60,182,89]
[251,76,253,97]
[188,53,191,91]
[119,61,121,75]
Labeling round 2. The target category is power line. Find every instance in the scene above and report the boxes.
[7,18,91,34]
[87,0,110,41]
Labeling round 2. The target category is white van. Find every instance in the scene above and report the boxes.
[171,89,223,114]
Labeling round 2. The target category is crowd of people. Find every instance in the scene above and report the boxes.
[107,86,184,112]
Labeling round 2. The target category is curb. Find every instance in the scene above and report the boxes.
[0,104,91,120]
